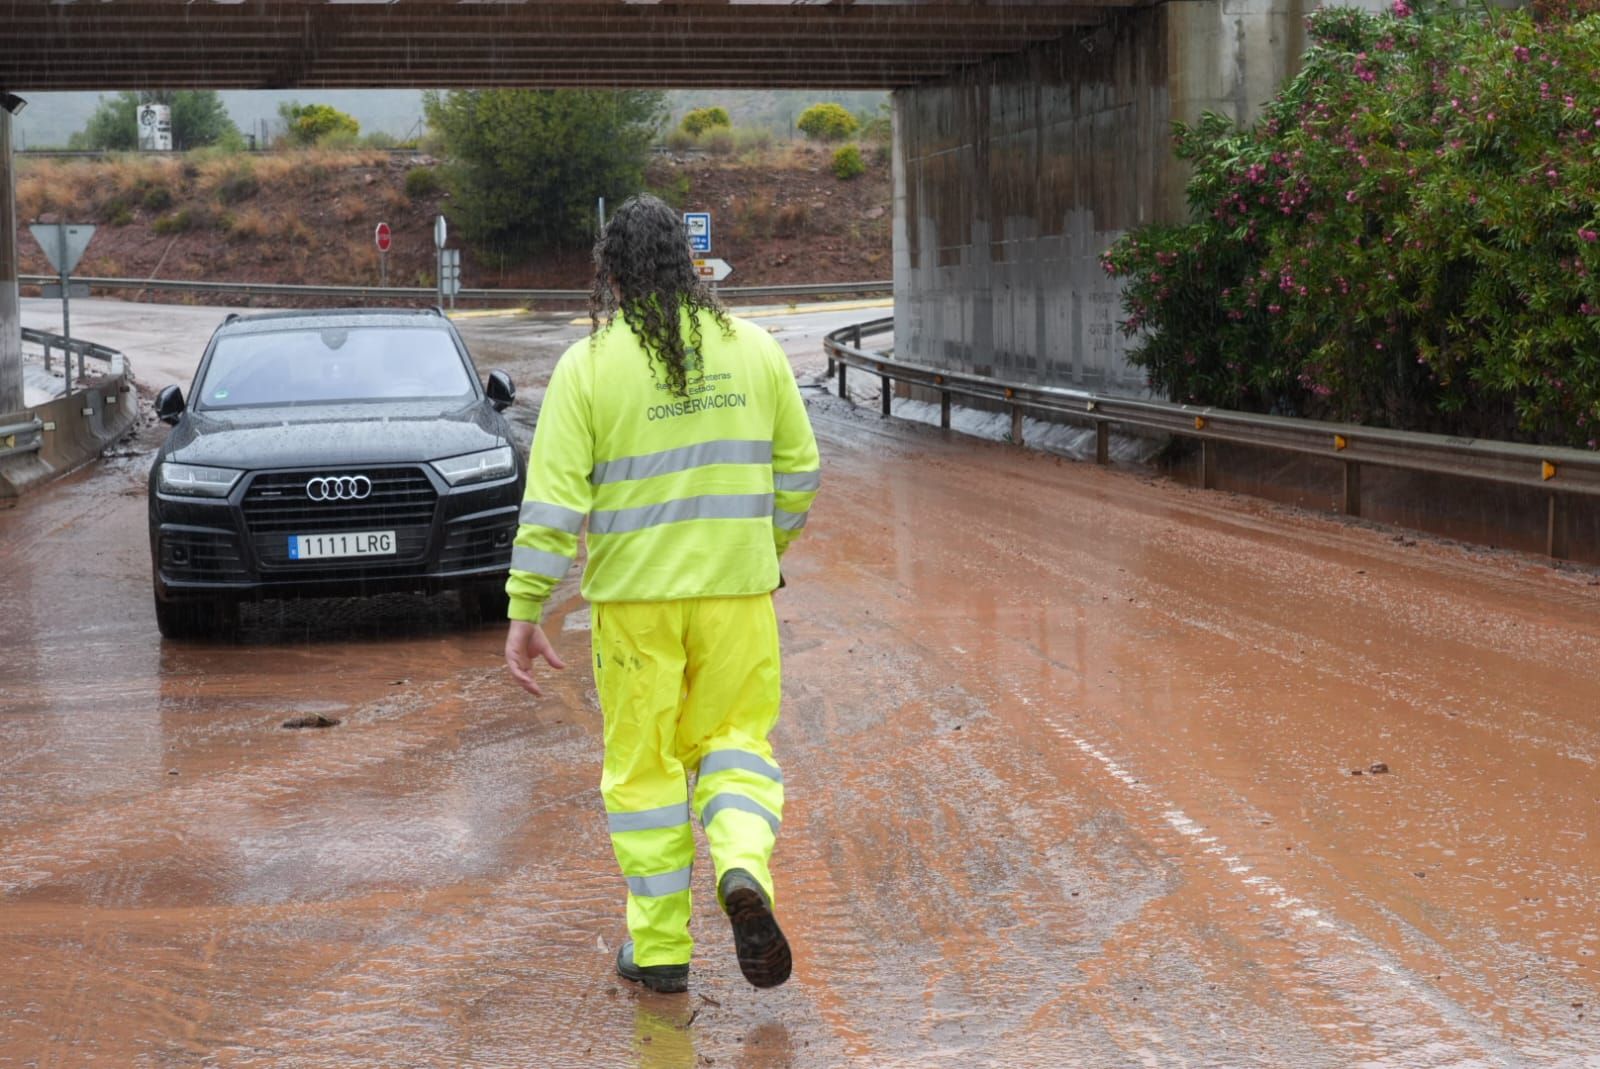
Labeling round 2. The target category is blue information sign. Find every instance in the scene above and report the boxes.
[684,212,712,254]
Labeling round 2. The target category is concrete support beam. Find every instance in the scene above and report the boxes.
[0,108,21,415]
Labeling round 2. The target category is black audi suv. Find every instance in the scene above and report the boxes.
[147,308,526,639]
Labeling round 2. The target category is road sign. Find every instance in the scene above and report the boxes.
[434,214,448,250]
[374,222,392,252]
[684,212,711,254]
[441,249,461,297]
[137,104,172,152]
[29,224,97,370]
[29,224,95,276]
[692,257,733,283]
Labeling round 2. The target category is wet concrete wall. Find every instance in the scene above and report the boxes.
[891,0,1380,396]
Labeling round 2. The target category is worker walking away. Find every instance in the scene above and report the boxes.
[502,194,820,995]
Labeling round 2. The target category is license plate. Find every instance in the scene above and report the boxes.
[288,530,396,560]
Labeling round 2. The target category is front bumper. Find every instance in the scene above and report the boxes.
[151,463,520,603]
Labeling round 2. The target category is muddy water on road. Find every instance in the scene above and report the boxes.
[2,382,1598,1066]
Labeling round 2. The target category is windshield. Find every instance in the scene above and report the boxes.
[196,326,475,409]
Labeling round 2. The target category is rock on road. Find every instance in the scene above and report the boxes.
[1,301,1597,1067]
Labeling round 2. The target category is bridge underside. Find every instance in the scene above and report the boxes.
[0,1,1143,91]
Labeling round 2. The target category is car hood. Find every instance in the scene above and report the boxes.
[165,401,508,470]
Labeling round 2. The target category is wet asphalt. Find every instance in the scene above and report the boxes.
[1,300,1598,1067]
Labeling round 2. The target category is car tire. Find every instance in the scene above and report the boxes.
[154,594,239,640]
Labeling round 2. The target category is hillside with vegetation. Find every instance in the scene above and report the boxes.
[14,142,889,303]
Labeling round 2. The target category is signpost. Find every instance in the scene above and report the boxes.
[433,214,448,308]
[684,212,711,254]
[692,258,733,283]
[374,221,391,287]
[28,223,95,382]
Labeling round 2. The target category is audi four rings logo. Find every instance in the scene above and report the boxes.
[306,475,372,501]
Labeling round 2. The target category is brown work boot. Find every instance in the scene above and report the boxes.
[616,939,689,994]
[719,868,792,989]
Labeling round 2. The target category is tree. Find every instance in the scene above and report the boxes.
[278,102,360,146]
[796,103,859,142]
[423,89,666,261]
[70,91,239,151]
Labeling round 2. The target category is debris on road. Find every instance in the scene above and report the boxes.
[281,714,341,730]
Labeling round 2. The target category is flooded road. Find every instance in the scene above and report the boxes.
[2,302,1599,1067]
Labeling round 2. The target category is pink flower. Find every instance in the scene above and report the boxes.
[1392,0,1412,16]
[1346,190,1359,203]
[1579,229,1599,243]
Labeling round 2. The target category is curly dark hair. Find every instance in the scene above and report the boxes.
[589,194,732,398]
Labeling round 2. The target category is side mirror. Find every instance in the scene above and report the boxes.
[486,370,515,412]
[155,385,186,425]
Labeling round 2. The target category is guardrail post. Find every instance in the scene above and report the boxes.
[1341,460,1362,517]
[940,390,951,430]
[838,362,849,401]
[880,375,891,418]
[1547,493,1568,559]
[1095,422,1109,465]
[42,339,51,374]
[1200,439,1217,490]
[1010,405,1024,446]
[851,324,862,351]
[827,354,836,378]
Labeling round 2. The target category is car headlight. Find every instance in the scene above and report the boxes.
[432,445,516,486]
[158,462,242,497]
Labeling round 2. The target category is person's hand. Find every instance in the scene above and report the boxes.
[504,620,567,696]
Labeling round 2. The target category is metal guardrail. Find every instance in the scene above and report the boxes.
[0,418,44,460]
[21,326,126,387]
[825,317,1600,559]
[19,274,892,304]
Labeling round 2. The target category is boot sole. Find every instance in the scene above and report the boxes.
[725,885,792,989]
[623,971,689,994]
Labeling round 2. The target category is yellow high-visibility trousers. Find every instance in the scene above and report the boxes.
[592,593,784,968]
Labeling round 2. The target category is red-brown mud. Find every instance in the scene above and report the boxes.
[1,311,1597,1067]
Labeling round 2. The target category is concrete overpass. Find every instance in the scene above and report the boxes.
[1,0,1356,415]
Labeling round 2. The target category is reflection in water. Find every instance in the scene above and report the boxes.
[633,1002,697,1069]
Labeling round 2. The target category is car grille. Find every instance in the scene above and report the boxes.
[242,466,438,568]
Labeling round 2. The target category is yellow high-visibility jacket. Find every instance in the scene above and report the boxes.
[505,306,821,624]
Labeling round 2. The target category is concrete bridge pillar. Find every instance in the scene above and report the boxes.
[0,106,21,414]
[892,0,1385,397]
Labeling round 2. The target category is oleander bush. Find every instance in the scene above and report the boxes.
[1101,1,1600,447]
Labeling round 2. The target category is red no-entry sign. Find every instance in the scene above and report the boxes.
[375,222,392,252]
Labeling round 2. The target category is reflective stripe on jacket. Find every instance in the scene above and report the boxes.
[506,307,820,623]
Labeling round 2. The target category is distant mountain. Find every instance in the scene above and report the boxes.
[9,88,887,150]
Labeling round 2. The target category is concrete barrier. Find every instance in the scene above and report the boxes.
[0,369,140,499]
